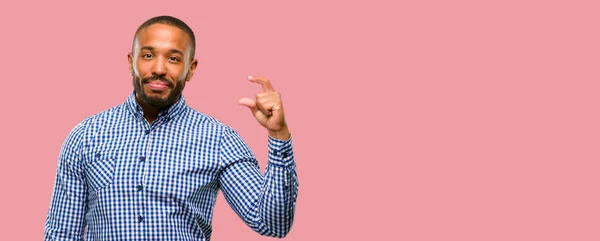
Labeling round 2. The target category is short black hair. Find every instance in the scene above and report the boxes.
[132,15,196,61]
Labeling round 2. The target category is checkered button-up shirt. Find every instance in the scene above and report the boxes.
[44,92,298,241]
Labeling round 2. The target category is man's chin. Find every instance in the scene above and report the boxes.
[140,94,171,109]
[144,90,169,99]
[143,88,171,98]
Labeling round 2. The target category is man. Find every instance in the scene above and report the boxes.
[44,15,298,241]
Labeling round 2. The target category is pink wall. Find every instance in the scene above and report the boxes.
[0,0,599,240]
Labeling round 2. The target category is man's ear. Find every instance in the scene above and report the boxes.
[186,59,198,82]
[128,53,134,76]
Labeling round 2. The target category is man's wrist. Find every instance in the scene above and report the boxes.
[268,125,291,141]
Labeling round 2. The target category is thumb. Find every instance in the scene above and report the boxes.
[238,97,258,112]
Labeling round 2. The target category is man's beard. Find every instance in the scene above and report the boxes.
[133,73,186,110]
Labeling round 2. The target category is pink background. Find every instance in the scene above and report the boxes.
[0,0,599,240]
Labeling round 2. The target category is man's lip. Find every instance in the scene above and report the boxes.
[146,80,170,91]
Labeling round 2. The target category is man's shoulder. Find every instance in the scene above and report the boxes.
[80,103,128,125]
[185,108,237,133]
[68,103,128,135]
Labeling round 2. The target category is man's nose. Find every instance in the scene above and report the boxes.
[151,57,167,76]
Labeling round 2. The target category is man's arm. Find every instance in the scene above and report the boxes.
[44,123,88,241]
[218,76,298,237]
[218,128,298,238]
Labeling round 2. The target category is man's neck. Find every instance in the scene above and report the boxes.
[135,96,161,125]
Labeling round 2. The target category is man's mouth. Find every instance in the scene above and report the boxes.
[146,80,170,91]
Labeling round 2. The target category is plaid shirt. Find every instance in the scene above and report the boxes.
[44,92,298,241]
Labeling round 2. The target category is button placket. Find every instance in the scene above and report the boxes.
[136,125,151,227]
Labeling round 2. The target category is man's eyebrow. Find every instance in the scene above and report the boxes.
[140,46,184,56]
[140,46,154,51]
[168,49,184,56]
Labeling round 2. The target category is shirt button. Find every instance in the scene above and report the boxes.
[282,152,288,158]
[144,129,150,135]
[139,156,146,162]
[95,153,101,158]
[137,184,143,191]
[138,215,144,223]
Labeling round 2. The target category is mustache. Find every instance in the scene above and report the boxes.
[142,75,173,87]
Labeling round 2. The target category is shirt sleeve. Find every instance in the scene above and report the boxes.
[44,122,89,241]
[218,127,299,238]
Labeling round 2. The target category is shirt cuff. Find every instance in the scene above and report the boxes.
[268,134,294,167]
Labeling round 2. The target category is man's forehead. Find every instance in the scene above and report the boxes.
[137,24,191,51]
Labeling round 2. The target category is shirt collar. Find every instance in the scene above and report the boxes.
[125,91,188,121]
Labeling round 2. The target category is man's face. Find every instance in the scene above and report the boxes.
[128,23,197,109]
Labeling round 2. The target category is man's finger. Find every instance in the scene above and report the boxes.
[256,100,274,117]
[239,98,258,113]
[248,75,274,92]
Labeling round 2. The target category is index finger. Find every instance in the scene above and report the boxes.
[248,75,275,92]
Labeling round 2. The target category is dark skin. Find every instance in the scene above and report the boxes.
[128,24,197,124]
[128,23,290,140]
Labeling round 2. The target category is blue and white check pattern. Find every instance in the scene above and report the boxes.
[44,92,298,241]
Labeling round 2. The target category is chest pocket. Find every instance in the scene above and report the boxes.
[84,150,117,193]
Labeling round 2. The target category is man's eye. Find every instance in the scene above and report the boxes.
[142,53,153,59]
[169,56,180,62]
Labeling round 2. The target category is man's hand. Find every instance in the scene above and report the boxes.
[239,75,291,140]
